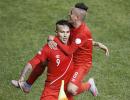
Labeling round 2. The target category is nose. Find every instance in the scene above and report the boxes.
[64,34,67,37]
[64,32,68,37]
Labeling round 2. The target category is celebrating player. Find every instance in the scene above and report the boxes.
[48,3,100,96]
[14,20,75,100]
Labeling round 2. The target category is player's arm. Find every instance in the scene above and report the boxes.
[18,53,42,82]
[19,45,49,81]
[93,41,109,56]
[11,56,42,88]
[18,63,33,82]
[11,45,49,88]
[18,56,42,82]
[16,46,49,93]
[48,35,86,55]
[54,37,78,55]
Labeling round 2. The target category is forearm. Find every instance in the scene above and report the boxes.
[48,36,78,55]
[93,41,106,49]
[93,41,100,46]
[54,37,77,55]
[19,63,33,81]
[93,41,109,56]
[26,61,47,85]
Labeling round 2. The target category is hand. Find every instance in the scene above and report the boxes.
[99,43,109,57]
[96,42,109,57]
[105,48,109,57]
[48,35,55,41]
[48,40,57,50]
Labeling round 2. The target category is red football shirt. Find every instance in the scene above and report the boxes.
[54,22,93,69]
[29,43,74,89]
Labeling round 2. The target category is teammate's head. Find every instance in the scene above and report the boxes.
[68,3,88,25]
[55,20,71,44]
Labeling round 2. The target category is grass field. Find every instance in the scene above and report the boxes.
[0,0,130,100]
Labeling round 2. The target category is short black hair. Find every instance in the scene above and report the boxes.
[75,3,88,11]
[56,19,72,29]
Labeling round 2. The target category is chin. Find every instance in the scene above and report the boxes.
[63,41,67,44]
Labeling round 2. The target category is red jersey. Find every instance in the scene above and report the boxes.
[54,22,93,69]
[29,43,74,90]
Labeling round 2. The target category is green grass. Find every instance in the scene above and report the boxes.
[0,0,130,100]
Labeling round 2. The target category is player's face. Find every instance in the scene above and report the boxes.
[56,25,70,44]
[68,8,78,24]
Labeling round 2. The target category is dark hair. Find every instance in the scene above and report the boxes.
[56,19,72,28]
[75,3,88,11]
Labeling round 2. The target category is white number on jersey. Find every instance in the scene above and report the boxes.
[56,58,60,66]
[73,72,78,79]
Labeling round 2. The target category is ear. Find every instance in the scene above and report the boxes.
[76,15,80,20]
[55,31,59,36]
[55,30,57,33]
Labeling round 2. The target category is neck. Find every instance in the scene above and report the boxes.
[64,42,68,45]
[59,39,68,45]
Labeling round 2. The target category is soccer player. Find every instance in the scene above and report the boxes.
[14,20,74,100]
[48,3,100,96]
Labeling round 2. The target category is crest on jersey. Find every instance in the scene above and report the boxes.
[75,38,81,44]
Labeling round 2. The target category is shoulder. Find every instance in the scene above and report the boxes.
[84,23,91,33]
[40,44,50,53]
[82,23,92,39]
[42,44,50,49]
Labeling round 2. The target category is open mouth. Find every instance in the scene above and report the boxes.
[63,38,67,41]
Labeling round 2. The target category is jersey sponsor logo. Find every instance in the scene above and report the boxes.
[75,38,81,44]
